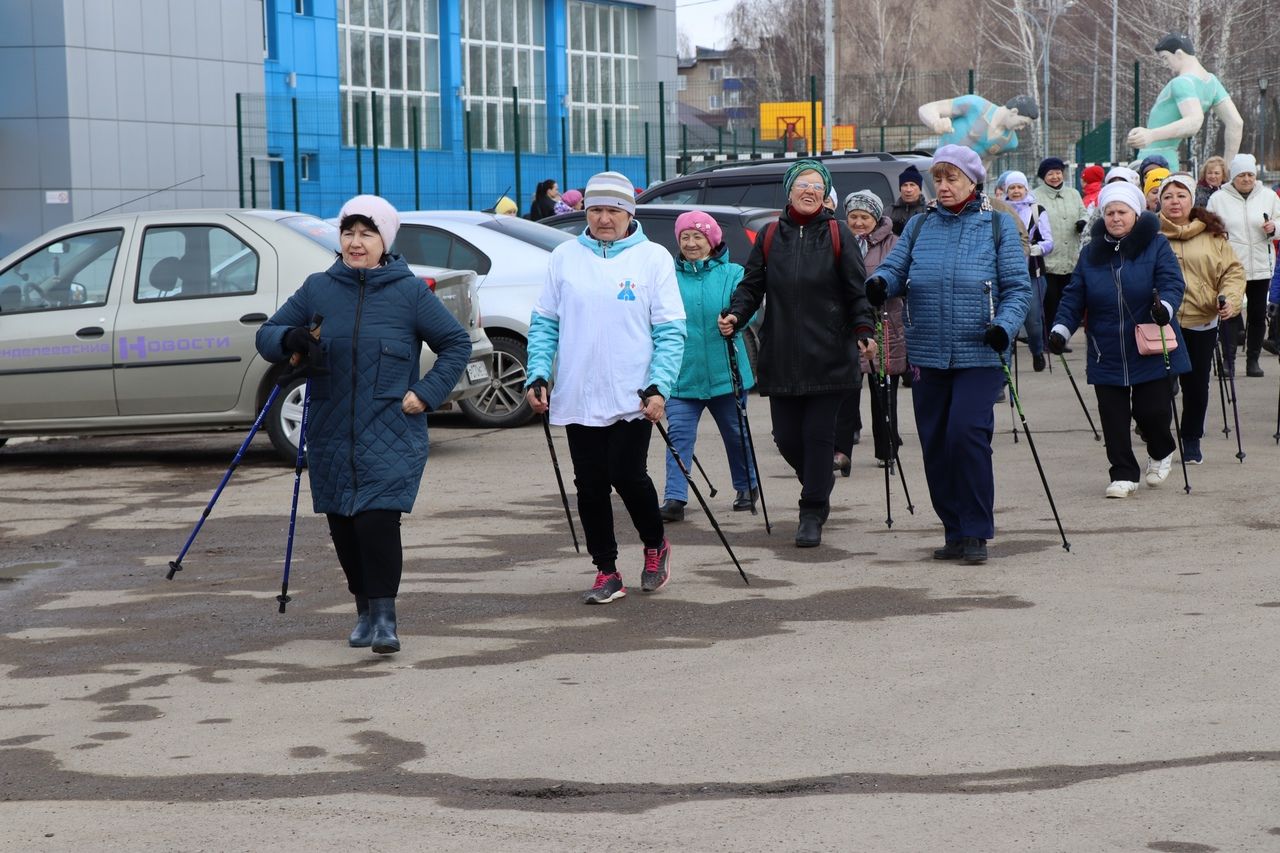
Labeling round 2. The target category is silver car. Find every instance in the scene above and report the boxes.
[0,209,492,462]
[394,211,574,427]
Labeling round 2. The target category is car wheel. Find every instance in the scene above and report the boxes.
[459,334,536,428]
[266,375,308,465]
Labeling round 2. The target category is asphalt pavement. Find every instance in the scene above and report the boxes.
[2,348,1279,852]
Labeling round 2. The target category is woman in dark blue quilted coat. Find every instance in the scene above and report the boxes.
[256,196,471,654]
[866,145,1031,566]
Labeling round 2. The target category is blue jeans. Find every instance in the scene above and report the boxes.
[663,393,758,502]
[1020,275,1046,356]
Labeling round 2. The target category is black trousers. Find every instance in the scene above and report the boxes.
[833,376,864,457]
[327,510,403,599]
[1178,326,1218,442]
[565,419,664,573]
[1095,380,1176,483]
[1245,278,1269,360]
[769,393,844,505]
[1044,272,1071,337]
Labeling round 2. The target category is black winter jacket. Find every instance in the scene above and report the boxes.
[890,197,928,236]
[727,207,872,395]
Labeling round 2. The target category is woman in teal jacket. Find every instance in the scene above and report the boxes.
[659,211,758,521]
[256,195,471,655]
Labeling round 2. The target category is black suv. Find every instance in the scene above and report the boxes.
[637,151,935,212]
[540,204,779,267]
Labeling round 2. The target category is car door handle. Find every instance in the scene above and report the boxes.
[239,312,269,324]
[76,326,105,338]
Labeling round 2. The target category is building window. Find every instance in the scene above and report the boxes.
[338,0,441,149]
[459,0,546,153]
[294,0,310,14]
[300,153,317,181]
[566,1,640,156]
[709,94,722,110]
[709,66,722,82]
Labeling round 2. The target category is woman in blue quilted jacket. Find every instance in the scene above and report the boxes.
[1049,181,1190,499]
[256,195,472,655]
[866,144,1031,565]
[659,211,758,522]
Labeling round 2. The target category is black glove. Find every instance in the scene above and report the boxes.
[1150,298,1171,326]
[1075,220,1086,234]
[283,326,315,355]
[983,324,1009,352]
[1048,331,1068,355]
[639,384,662,402]
[864,277,887,307]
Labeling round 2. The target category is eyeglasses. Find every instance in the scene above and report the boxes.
[791,180,824,192]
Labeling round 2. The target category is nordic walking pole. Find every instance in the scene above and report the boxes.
[876,311,893,529]
[689,452,718,498]
[539,403,580,554]
[1058,352,1101,441]
[1217,296,1246,462]
[643,391,749,585]
[999,353,1070,551]
[167,313,323,580]
[1008,338,1020,443]
[723,313,771,534]
[1214,339,1231,437]
[1155,291,1191,493]
[277,380,311,613]
[889,371,915,514]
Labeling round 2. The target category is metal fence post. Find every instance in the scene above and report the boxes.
[355,110,364,194]
[717,126,723,155]
[235,93,244,207]
[465,106,474,209]
[751,127,756,156]
[659,81,667,181]
[250,157,257,207]
[603,116,610,171]
[274,159,285,210]
[372,91,381,196]
[879,125,885,151]
[810,75,818,154]
[561,114,569,190]
[681,123,688,173]
[291,96,300,211]
[512,86,522,215]
[412,104,421,210]
[968,69,975,95]
[643,121,651,186]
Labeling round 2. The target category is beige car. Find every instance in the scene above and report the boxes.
[0,209,492,462]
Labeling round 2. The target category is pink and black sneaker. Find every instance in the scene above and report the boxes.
[583,571,626,604]
[640,539,672,593]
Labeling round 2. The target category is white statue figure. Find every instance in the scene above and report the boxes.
[918,94,1039,164]
[1126,33,1243,171]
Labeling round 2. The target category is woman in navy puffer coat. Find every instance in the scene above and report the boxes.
[1050,182,1190,499]
[256,195,471,655]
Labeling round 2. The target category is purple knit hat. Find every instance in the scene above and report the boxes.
[674,210,723,248]
[931,144,986,184]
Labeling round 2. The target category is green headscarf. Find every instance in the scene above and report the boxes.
[783,159,832,196]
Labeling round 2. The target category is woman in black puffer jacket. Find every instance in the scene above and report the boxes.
[718,159,876,548]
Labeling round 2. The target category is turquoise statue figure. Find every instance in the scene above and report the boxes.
[918,94,1039,164]
[1126,33,1242,170]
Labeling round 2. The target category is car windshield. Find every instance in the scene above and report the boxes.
[275,214,342,252]
[477,216,574,252]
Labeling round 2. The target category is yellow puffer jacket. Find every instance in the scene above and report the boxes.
[1159,213,1246,328]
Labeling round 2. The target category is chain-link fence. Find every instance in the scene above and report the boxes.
[235,65,1278,219]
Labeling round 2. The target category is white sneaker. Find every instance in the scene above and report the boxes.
[1145,454,1173,487]
[1105,480,1139,498]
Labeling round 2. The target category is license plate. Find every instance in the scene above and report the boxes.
[466,360,490,382]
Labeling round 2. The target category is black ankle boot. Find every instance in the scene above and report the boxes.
[348,595,372,648]
[732,488,758,511]
[368,597,400,654]
[795,503,825,547]
[659,499,685,522]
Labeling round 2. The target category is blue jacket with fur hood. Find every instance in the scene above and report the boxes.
[872,195,1031,370]
[257,256,472,515]
[1053,211,1190,386]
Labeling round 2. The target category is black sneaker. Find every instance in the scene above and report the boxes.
[1033,353,1046,372]
[583,571,626,604]
[933,541,964,560]
[658,499,685,522]
[641,540,672,593]
[962,537,988,564]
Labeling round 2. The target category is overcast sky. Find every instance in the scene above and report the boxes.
[676,0,736,52]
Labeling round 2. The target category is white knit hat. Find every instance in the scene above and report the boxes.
[583,171,636,214]
[1229,153,1258,180]
[337,195,399,248]
[1105,166,1140,187]
[1098,181,1145,217]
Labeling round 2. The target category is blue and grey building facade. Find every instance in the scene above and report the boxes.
[0,0,677,256]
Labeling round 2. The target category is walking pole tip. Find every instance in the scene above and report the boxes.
[166,561,182,580]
